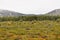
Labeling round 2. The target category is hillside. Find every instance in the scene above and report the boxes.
[45,9,60,16]
[0,9,27,16]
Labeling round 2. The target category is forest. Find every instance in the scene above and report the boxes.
[0,15,60,21]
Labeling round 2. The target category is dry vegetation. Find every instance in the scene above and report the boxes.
[0,16,60,40]
[0,20,60,40]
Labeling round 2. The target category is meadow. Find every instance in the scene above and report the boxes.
[0,16,60,40]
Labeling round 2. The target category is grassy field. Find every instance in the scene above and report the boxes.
[0,20,60,40]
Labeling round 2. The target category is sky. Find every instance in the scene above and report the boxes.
[0,0,60,14]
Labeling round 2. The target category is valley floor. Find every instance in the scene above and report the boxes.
[0,20,60,40]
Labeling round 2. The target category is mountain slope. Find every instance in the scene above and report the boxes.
[0,9,26,16]
[45,9,60,16]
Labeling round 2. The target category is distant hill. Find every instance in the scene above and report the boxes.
[45,9,60,16]
[0,9,35,17]
[0,9,25,16]
[1,9,60,17]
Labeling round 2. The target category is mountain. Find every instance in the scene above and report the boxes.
[1,9,60,17]
[0,9,35,17]
[0,9,26,17]
[45,9,60,16]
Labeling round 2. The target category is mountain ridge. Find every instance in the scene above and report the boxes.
[45,9,60,16]
[0,9,25,16]
[0,9,60,16]
[0,9,36,17]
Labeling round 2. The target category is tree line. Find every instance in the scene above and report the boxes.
[0,15,60,21]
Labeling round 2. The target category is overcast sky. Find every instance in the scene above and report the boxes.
[0,0,60,14]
